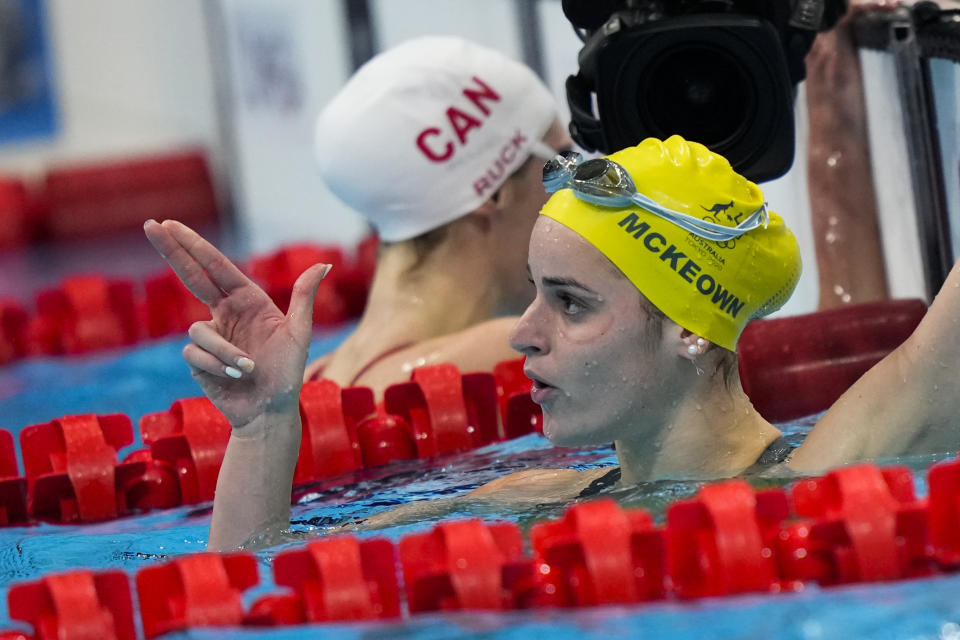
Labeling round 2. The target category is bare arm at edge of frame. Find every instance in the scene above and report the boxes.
[789,256,960,472]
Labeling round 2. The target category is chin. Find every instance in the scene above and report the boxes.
[542,413,608,448]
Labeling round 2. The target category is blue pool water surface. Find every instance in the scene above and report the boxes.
[0,326,959,640]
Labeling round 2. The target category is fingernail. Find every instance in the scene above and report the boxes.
[225,366,242,379]
[236,356,255,373]
[320,264,333,278]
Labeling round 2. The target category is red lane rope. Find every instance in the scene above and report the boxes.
[7,459,960,638]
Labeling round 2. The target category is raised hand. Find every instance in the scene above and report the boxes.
[144,219,331,430]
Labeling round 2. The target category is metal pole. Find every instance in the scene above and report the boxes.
[343,0,378,71]
[515,0,547,80]
[890,8,953,299]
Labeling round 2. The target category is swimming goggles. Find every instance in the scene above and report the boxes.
[541,151,769,243]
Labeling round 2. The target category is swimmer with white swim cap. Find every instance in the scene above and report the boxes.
[145,134,960,549]
[306,36,571,395]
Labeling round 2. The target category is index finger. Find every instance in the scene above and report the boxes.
[161,220,253,295]
[144,219,225,305]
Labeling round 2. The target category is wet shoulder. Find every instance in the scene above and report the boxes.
[352,317,522,392]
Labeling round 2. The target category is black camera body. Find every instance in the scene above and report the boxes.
[563,0,848,182]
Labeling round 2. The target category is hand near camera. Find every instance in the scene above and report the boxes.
[143,219,331,430]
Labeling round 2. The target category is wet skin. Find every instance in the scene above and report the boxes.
[510,216,694,449]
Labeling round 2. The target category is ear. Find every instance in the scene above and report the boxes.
[472,194,501,215]
[677,329,710,361]
[463,193,501,234]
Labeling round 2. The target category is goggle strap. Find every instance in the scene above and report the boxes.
[629,194,768,241]
[529,140,562,162]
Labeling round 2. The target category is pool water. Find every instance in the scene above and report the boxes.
[1,326,959,640]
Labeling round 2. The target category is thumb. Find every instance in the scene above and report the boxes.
[286,263,333,339]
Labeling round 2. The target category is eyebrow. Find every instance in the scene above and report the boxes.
[542,276,601,297]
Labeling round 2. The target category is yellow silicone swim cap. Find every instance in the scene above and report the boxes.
[540,135,802,351]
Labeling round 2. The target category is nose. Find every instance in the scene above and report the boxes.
[509,300,549,356]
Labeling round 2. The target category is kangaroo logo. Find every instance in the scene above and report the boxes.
[702,201,735,215]
[701,201,739,250]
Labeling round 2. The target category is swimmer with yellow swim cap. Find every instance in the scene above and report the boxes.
[482,135,804,488]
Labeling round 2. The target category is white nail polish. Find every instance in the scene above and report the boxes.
[225,366,242,379]
[236,357,255,372]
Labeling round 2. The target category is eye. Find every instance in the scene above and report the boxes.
[558,292,586,316]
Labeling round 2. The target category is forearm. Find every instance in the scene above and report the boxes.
[806,13,889,308]
[208,411,301,551]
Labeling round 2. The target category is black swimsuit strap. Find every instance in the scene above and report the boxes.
[577,467,622,499]
[576,436,794,498]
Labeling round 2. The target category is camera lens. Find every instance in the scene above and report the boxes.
[640,45,756,147]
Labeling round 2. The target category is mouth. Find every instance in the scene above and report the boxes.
[524,368,558,404]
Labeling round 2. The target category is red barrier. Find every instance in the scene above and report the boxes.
[384,364,500,458]
[260,536,399,623]
[141,270,210,338]
[400,519,533,612]
[739,299,927,422]
[20,315,59,358]
[0,176,30,249]
[248,245,347,325]
[928,456,960,566]
[19,414,143,522]
[355,413,417,467]
[493,358,542,439]
[666,480,791,598]
[117,448,182,512]
[0,429,27,525]
[492,358,530,417]
[0,301,28,365]
[34,276,138,355]
[295,380,374,484]
[136,553,258,639]
[8,570,136,640]
[43,150,218,239]
[780,464,931,584]
[530,498,664,607]
[140,398,231,504]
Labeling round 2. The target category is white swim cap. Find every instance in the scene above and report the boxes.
[315,36,558,242]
